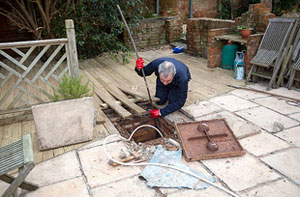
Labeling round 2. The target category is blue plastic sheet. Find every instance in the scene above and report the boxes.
[140,145,215,190]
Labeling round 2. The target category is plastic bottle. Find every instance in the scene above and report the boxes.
[234,51,245,80]
[221,41,238,69]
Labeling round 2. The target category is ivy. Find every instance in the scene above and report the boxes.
[50,0,145,60]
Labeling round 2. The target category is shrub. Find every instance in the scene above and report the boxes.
[45,75,94,102]
[50,0,145,60]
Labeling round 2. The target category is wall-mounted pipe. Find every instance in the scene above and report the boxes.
[156,0,159,15]
[189,0,193,18]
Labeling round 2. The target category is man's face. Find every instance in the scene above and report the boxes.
[159,73,174,85]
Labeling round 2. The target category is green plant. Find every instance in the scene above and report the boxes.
[51,0,145,60]
[45,75,94,102]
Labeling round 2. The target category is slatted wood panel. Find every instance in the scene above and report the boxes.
[0,40,69,112]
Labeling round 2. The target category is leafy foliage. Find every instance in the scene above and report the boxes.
[50,0,145,60]
[272,0,300,16]
[46,75,94,102]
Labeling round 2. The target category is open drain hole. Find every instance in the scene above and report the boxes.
[116,115,176,143]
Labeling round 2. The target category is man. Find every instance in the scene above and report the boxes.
[135,57,191,119]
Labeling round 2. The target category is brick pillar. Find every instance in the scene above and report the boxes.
[166,18,182,43]
[245,33,263,75]
[207,28,233,68]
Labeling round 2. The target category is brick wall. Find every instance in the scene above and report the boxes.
[123,17,182,50]
[147,0,218,21]
[187,18,235,58]
[235,3,275,32]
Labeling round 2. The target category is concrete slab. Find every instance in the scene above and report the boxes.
[159,159,215,195]
[25,151,81,186]
[239,131,290,156]
[167,184,233,197]
[209,94,258,112]
[261,148,300,185]
[247,83,300,101]
[0,182,21,196]
[202,154,281,191]
[165,110,193,123]
[275,126,300,147]
[236,106,299,132]
[32,97,94,150]
[195,111,261,139]
[289,113,300,121]
[253,97,300,115]
[181,101,223,120]
[78,141,141,188]
[230,89,269,100]
[241,179,300,197]
[92,175,156,197]
[23,177,89,197]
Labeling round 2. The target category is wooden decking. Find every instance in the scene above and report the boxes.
[0,48,244,164]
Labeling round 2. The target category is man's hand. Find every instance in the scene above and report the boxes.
[150,109,160,119]
[136,57,144,70]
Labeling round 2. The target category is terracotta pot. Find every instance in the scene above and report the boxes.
[161,11,167,17]
[241,29,252,39]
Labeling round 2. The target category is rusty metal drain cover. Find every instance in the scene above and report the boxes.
[176,119,245,161]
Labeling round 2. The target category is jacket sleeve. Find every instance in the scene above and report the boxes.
[160,80,188,117]
[134,61,157,77]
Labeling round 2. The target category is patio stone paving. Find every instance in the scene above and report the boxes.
[261,148,300,185]
[209,94,258,112]
[275,126,300,147]
[236,106,299,132]
[239,131,290,156]
[202,154,281,192]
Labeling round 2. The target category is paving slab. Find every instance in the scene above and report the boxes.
[236,106,299,132]
[181,101,223,120]
[159,159,215,195]
[253,97,300,115]
[195,111,261,139]
[167,184,233,197]
[247,83,300,100]
[230,89,269,100]
[241,179,300,197]
[289,113,300,121]
[92,175,156,197]
[32,97,94,150]
[0,182,21,196]
[25,151,81,186]
[165,110,194,123]
[202,154,281,191]
[275,126,300,147]
[78,141,142,188]
[209,94,258,112]
[239,131,290,156]
[261,148,300,185]
[23,177,89,197]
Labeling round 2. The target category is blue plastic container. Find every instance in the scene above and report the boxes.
[221,41,238,69]
[173,46,183,53]
[234,51,245,80]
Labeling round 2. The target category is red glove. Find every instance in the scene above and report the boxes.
[150,109,160,119]
[136,57,144,70]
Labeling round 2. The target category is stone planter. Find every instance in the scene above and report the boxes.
[32,97,94,151]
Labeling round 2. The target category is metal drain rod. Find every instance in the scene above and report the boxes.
[116,5,154,110]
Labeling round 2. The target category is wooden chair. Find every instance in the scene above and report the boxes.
[246,18,296,89]
[0,134,38,197]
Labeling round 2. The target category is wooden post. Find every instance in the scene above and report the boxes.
[65,19,80,78]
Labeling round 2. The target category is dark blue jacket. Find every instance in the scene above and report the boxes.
[135,57,191,116]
